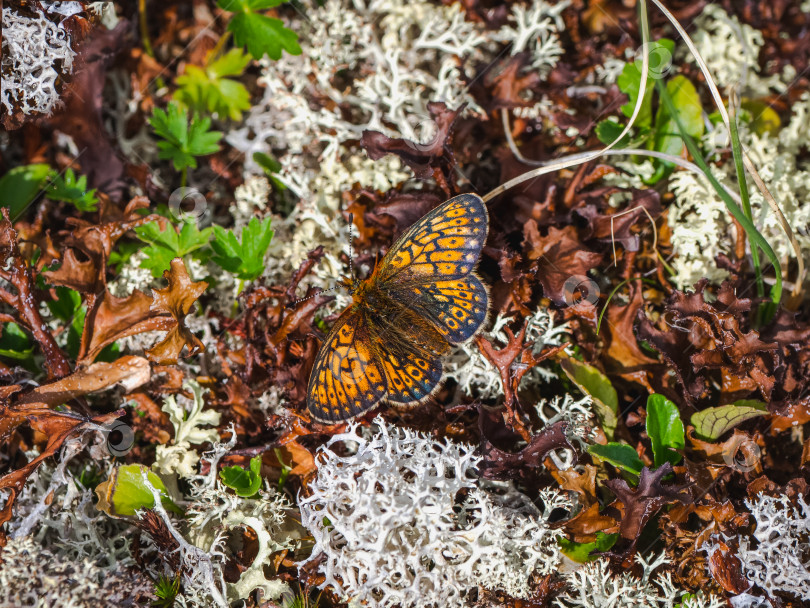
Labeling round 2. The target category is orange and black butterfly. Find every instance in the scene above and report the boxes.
[307,193,489,423]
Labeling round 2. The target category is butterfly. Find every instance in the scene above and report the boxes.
[307,193,490,423]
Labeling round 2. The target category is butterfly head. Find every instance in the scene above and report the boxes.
[341,275,363,295]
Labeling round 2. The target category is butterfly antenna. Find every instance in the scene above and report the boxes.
[288,213,356,308]
[289,285,339,307]
[348,212,355,282]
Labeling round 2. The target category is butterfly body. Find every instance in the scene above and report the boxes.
[307,193,489,423]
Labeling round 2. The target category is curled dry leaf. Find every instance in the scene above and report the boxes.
[604,463,692,543]
[145,258,208,365]
[523,223,603,306]
[0,209,71,379]
[361,102,462,194]
[475,321,567,440]
[479,419,575,481]
[707,540,750,595]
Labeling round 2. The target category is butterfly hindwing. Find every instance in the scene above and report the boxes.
[378,193,488,281]
[307,309,388,423]
[378,346,443,405]
[415,274,489,344]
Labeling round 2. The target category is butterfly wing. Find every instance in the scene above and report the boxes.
[306,308,388,423]
[377,342,444,405]
[377,193,488,281]
[376,193,489,344]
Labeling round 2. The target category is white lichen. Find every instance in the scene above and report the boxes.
[554,552,723,608]
[299,417,571,607]
[0,535,153,608]
[1,7,76,116]
[153,381,221,478]
[735,493,810,601]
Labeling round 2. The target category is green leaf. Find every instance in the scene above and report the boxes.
[95,464,181,518]
[45,286,82,322]
[595,119,629,147]
[149,102,223,173]
[588,442,644,477]
[45,167,99,212]
[647,74,704,182]
[740,99,781,137]
[153,573,181,608]
[646,394,685,468]
[108,241,142,274]
[690,400,767,441]
[134,220,212,278]
[558,532,619,563]
[218,0,302,60]
[0,322,34,361]
[617,39,675,128]
[0,163,51,220]
[220,455,263,497]
[210,216,274,280]
[560,357,618,439]
[175,48,252,121]
[253,151,287,191]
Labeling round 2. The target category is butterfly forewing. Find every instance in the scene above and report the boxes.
[377,193,488,282]
[307,309,388,423]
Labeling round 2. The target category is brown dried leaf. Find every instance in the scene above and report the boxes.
[523,223,603,306]
[361,102,462,193]
[479,420,575,481]
[605,464,692,542]
[708,541,750,594]
[16,356,150,407]
[145,259,208,365]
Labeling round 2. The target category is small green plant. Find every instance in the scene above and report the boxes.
[217,0,301,61]
[0,322,34,365]
[175,48,252,121]
[152,573,181,608]
[558,531,619,563]
[588,393,685,482]
[691,400,767,441]
[588,442,644,479]
[596,39,705,184]
[134,220,213,278]
[645,393,685,468]
[149,102,223,186]
[210,216,274,282]
[220,454,263,497]
[0,163,51,220]
[46,167,99,212]
[560,357,619,439]
[95,464,182,518]
[253,151,287,191]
